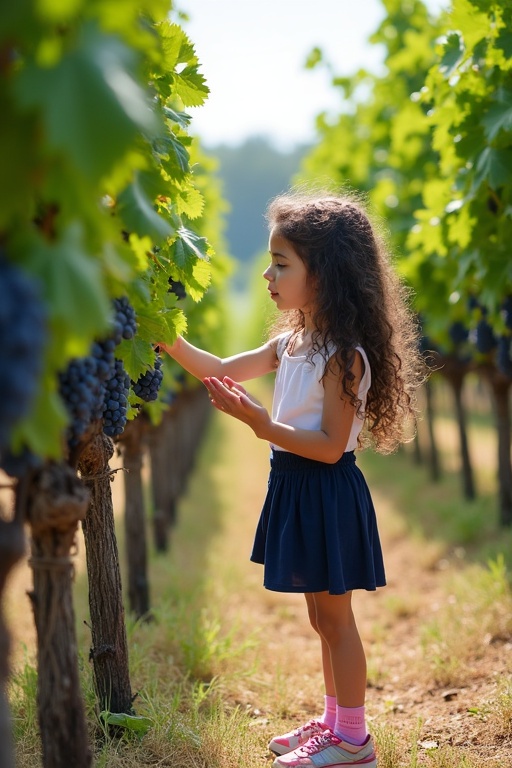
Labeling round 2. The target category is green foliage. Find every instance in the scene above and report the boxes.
[299,0,512,352]
[0,0,231,459]
[409,0,512,320]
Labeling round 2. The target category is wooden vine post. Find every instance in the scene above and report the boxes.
[119,417,150,620]
[422,378,441,482]
[0,482,26,768]
[148,415,171,552]
[440,355,476,500]
[25,463,92,768]
[483,366,512,527]
[78,434,134,715]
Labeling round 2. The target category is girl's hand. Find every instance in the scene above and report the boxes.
[203,376,270,436]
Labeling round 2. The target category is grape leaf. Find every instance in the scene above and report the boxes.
[482,89,512,142]
[26,223,111,339]
[116,335,155,380]
[474,147,512,190]
[117,174,174,242]
[135,307,186,344]
[100,711,152,735]
[172,65,209,108]
[15,23,159,180]
[173,226,209,267]
[439,31,465,78]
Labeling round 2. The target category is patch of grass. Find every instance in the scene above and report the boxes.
[359,446,512,570]
[420,555,512,686]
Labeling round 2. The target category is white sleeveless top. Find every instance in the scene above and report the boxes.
[271,332,371,453]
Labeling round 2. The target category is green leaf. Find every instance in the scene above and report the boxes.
[496,29,512,58]
[173,226,209,268]
[439,31,465,78]
[117,335,155,380]
[25,224,111,339]
[172,65,209,107]
[474,147,512,190]
[163,106,192,130]
[135,307,184,344]
[154,133,190,178]
[12,378,68,459]
[173,186,204,219]
[117,174,174,243]
[15,23,159,180]
[305,47,323,69]
[100,711,152,735]
[482,90,512,142]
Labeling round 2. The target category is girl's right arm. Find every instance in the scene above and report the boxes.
[158,336,278,383]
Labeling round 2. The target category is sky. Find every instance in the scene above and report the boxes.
[181,0,447,151]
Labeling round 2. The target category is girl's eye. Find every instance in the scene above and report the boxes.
[276,263,286,269]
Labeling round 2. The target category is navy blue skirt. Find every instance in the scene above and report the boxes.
[250,450,386,595]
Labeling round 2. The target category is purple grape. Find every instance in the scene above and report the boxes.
[0,256,47,453]
[103,359,130,437]
[132,356,163,402]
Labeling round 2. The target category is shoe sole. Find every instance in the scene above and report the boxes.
[272,757,377,768]
[268,741,291,756]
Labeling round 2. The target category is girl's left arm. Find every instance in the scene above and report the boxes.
[204,352,363,464]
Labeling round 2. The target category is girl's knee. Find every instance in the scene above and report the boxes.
[315,605,357,644]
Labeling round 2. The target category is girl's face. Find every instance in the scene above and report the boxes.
[263,230,314,314]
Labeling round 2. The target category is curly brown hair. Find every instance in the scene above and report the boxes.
[266,187,424,454]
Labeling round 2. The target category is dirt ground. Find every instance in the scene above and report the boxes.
[3,410,512,767]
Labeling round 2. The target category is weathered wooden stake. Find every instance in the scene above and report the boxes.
[26,462,92,768]
[79,434,134,715]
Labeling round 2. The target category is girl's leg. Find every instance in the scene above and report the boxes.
[312,591,368,744]
[304,593,335,697]
[311,591,366,706]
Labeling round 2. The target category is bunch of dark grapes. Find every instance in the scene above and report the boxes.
[475,318,497,354]
[58,356,104,447]
[132,355,163,402]
[90,339,116,419]
[103,359,130,437]
[112,296,137,344]
[0,446,42,479]
[168,278,186,300]
[448,321,469,346]
[0,256,47,454]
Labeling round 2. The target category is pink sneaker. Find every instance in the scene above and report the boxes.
[272,730,377,767]
[269,719,328,756]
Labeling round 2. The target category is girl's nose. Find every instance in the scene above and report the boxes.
[263,265,272,281]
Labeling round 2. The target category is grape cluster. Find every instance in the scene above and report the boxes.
[90,339,116,419]
[0,446,42,479]
[58,356,105,447]
[0,257,47,454]
[112,296,137,344]
[448,321,469,346]
[168,278,186,300]
[132,355,163,402]
[475,319,497,354]
[103,359,130,437]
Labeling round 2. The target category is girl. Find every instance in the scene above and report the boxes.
[158,189,422,768]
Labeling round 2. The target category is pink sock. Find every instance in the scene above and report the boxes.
[319,694,336,730]
[334,704,367,745]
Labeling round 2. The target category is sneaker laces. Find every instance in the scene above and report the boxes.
[301,730,340,755]
[292,719,324,738]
